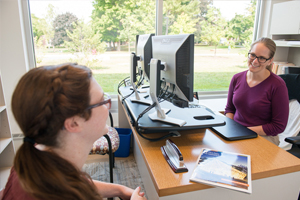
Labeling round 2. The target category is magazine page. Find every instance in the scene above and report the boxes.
[190,148,252,194]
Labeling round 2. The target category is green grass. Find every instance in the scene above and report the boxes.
[93,71,239,94]
[93,73,130,94]
[194,72,238,91]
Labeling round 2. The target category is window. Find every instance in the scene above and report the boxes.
[29,0,257,94]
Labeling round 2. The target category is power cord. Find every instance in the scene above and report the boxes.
[133,89,177,142]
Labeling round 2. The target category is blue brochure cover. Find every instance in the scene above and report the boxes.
[190,148,252,194]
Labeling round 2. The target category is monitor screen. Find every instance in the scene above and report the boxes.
[151,34,194,106]
[136,33,154,82]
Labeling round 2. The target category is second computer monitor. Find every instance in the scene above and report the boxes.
[136,33,155,82]
[152,34,194,104]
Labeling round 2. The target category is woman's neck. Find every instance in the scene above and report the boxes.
[50,131,93,170]
[247,69,270,87]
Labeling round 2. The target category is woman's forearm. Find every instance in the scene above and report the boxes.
[247,125,267,136]
[225,112,234,119]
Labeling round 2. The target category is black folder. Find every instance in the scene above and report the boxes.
[210,114,257,141]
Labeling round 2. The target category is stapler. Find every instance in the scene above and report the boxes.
[161,139,188,173]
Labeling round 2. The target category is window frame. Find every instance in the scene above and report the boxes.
[23,0,262,107]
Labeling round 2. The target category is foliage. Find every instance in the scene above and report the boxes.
[118,0,156,52]
[200,6,227,54]
[65,20,106,53]
[33,36,45,64]
[31,14,46,40]
[31,4,57,48]
[91,0,155,50]
[53,12,78,46]
[163,0,200,35]
[64,20,106,68]
[194,0,213,43]
[227,0,256,46]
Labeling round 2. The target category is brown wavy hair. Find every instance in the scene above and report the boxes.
[12,63,102,200]
[250,37,276,71]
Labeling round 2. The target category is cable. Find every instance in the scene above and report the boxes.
[120,75,176,141]
[134,94,176,142]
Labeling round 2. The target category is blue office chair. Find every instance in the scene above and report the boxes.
[279,74,300,158]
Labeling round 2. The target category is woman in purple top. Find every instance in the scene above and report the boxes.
[225,37,289,145]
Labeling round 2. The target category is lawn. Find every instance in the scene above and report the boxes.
[36,45,248,94]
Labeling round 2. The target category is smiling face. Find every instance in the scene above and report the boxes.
[248,43,274,74]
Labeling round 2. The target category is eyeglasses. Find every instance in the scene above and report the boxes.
[248,53,272,63]
[86,93,111,110]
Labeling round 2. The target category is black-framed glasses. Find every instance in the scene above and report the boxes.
[248,53,272,63]
[86,93,111,110]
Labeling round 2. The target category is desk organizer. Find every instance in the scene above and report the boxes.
[114,128,132,157]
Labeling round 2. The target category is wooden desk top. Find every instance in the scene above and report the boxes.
[118,96,300,197]
[131,126,300,197]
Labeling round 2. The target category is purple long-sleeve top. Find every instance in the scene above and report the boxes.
[225,70,289,136]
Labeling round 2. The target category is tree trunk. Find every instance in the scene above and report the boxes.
[117,41,121,51]
[113,42,116,51]
[128,39,131,53]
[215,45,217,56]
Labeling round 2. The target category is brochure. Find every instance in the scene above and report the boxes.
[190,148,252,194]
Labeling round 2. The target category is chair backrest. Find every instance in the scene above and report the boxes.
[109,111,114,127]
[278,74,300,151]
[279,74,300,104]
[284,66,300,74]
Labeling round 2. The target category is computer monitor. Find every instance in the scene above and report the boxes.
[129,34,154,105]
[151,34,194,107]
[148,34,194,126]
[136,33,154,82]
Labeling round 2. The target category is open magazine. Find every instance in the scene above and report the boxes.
[190,148,252,194]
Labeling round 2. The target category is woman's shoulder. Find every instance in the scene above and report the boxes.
[232,70,247,81]
[269,72,287,87]
[2,167,37,200]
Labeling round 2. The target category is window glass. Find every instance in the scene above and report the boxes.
[162,0,257,91]
[29,0,256,94]
[29,0,155,94]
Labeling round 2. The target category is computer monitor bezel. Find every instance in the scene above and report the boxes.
[151,34,194,105]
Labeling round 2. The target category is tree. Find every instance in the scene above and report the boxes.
[169,12,197,34]
[163,0,200,35]
[228,0,256,46]
[64,20,106,67]
[194,0,213,43]
[91,0,155,51]
[31,14,45,40]
[42,4,57,49]
[200,6,227,55]
[118,0,155,52]
[31,4,57,48]
[65,20,106,54]
[53,12,78,47]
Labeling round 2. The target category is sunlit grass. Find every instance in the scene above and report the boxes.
[36,45,249,94]
[93,71,241,94]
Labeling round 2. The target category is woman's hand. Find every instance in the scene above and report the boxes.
[130,187,147,200]
[118,186,146,200]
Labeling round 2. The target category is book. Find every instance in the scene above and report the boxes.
[275,62,295,75]
[190,148,252,194]
[272,62,279,74]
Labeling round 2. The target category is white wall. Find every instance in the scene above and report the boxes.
[0,0,29,137]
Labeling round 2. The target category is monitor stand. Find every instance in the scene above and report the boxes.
[130,85,152,105]
[148,59,186,127]
[148,91,186,126]
[129,52,152,105]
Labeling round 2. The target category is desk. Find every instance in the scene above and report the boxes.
[118,95,300,200]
